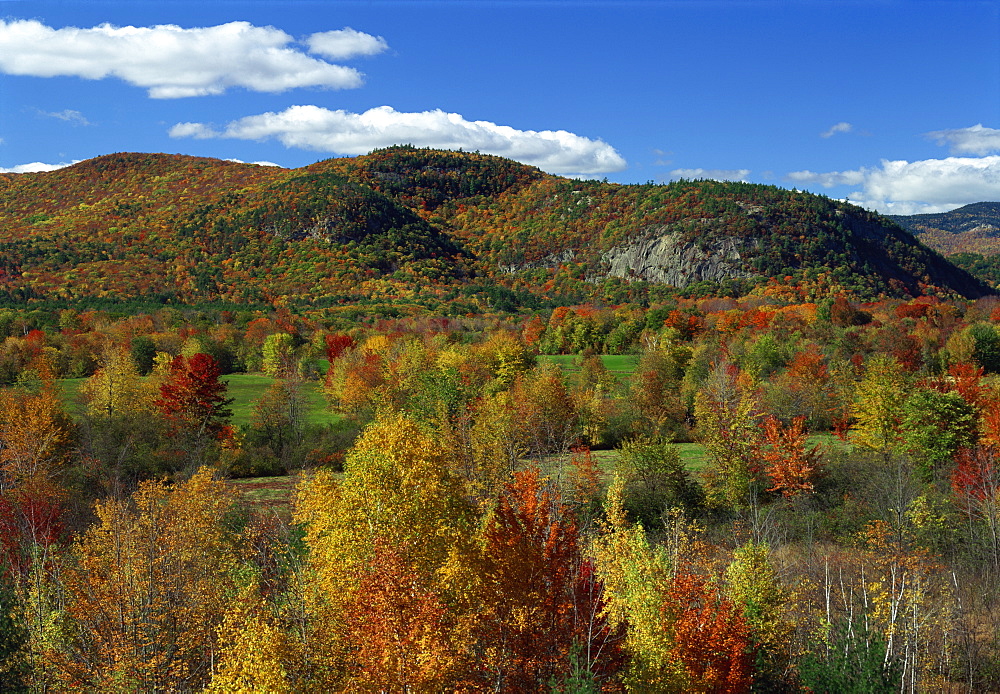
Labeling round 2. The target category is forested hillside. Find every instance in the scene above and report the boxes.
[891,203,1000,288]
[892,202,1000,256]
[0,147,991,314]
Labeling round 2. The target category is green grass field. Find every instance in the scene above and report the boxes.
[540,431,850,481]
[222,374,339,427]
[56,377,87,416]
[56,374,339,428]
[539,354,639,372]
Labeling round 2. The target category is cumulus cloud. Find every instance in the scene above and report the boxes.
[0,19,383,98]
[306,28,388,60]
[820,122,853,138]
[668,167,750,182]
[169,122,219,139]
[786,169,866,188]
[0,160,78,173]
[789,156,1000,214]
[926,123,1000,155]
[170,105,627,175]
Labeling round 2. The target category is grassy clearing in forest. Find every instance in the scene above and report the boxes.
[538,353,640,376]
[222,374,339,427]
[227,433,852,520]
[56,374,338,428]
[56,377,87,415]
[542,432,850,482]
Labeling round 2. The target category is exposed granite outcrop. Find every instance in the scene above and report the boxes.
[600,227,759,287]
[498,249,576,274]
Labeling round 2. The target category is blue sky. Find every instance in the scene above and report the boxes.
[1,0,998,214]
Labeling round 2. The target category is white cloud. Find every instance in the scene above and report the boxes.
[224,158,285,167]
[786,169,866,188]
[37,109,91,125]
[789,156,1000,214]
[0,19,380,98]
[850,199,961,216]
[668,167,750,182]
[169,122,219,139]
[306,28,388,60]
[0,160,78,173]
[926,123,1000,155]
[820,122,853,138]
[651,149,672,167]
[170,105,627,175]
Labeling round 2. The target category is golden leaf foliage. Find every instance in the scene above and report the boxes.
[293,413,475,690]
[51,467,236,692]
[296,413,473,587]
[80,343,153,419]
[592,478,684,690]
[694,365,765,509]
[0,368,72,493]
[469,389,529,499]
[207,588,297,694]
[850,354,909,455]
[724,542,796,680]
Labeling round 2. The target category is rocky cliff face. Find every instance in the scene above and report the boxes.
[601,227,759,286]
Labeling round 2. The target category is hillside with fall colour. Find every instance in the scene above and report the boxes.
[888,202,1000,288]
[891,202,1000,257]
[0,146,991,312]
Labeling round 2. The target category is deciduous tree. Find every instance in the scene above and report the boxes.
[851,355,909,457]
[695,364,765,510]
[81,343,151,418]
[761,415,822,498]
[663,568,753,693]
[293,413,475,689]
[53,468,237,692]
[343,540,462,691]
[154,353,234,470]
[472,468,622,690]
[155,353,233,438]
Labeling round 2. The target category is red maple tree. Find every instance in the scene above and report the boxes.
[155,353,233,440]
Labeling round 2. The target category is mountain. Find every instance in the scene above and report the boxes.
[436,174,990,300]
[0,147,991,311]
[0,151,478,308]
[889,202,1000,257]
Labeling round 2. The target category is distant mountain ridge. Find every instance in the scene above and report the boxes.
[0,147,991,310]
[890,202,1000,257]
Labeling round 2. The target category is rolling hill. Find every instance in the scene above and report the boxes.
[889,202,1000,287]
[890,202,1000,257]
[0,147,991,311]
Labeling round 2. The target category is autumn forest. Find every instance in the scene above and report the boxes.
[2,148,1000,692]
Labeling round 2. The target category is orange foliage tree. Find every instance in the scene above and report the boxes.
[760,415,823,498]
[154,353,233,469]
[951,445,1000,570]
[472,468,624,690]
[155,353,233,439]
[344,540,462,690]
[0,361,72,581]
[664,568,754,693]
